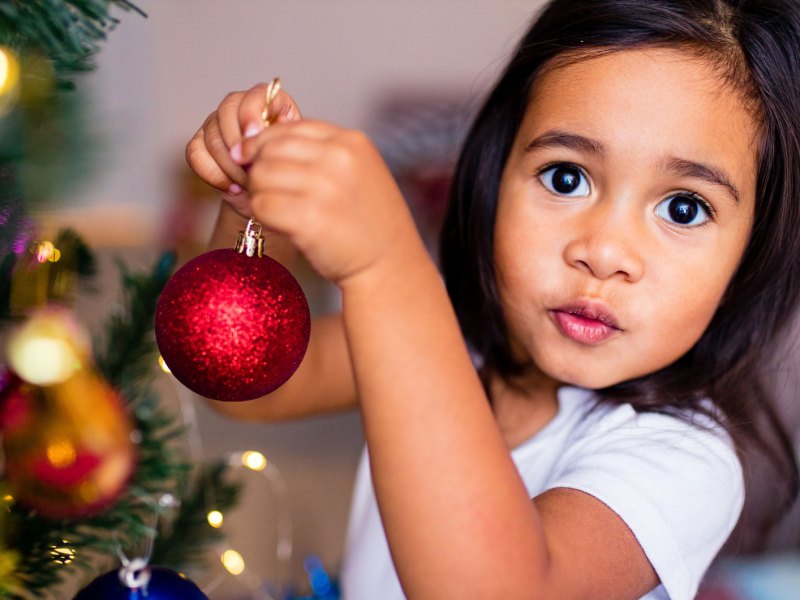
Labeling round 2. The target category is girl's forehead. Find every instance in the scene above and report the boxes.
[528,47,752,129]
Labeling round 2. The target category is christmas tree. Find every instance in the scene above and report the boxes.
[0,3,250,597]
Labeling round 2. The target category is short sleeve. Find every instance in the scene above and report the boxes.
[546,409,744,600]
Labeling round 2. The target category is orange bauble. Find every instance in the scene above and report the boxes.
[0,308,137,519]
[0,371,137,519]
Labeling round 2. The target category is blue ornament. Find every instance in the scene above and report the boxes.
[74,565,208,600]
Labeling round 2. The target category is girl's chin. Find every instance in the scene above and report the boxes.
[540,363,632,391]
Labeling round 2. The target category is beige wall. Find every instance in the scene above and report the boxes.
[44,0,540,247]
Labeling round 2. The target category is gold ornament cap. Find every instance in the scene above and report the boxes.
[235,218,265,258]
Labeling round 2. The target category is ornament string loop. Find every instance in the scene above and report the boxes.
[118,557,152,590]
[235,218,266,257]
[260,78,281,127]
[112,492,178,590]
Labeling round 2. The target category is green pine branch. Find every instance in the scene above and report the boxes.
[150,461,243,571]
[0,0,146,85]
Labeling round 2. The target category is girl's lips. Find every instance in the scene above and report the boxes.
[550,303,622,345]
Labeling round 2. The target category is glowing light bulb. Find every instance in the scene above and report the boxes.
[221,549,245,575]
[241,451,267,471]
[207,510,224,528]
[158,355,171,373]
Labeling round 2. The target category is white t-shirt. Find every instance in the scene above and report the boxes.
[340,385,744,600]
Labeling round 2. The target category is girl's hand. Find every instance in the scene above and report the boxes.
[235,112,422,288]
[185,83,302,218]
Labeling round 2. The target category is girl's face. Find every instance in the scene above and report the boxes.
[495,48,758,389]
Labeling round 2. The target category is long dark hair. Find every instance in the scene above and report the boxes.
[440,0,800,548]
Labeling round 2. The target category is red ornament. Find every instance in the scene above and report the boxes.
[155,220,310,401]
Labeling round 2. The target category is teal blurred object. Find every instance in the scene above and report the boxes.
[705,554,800,600]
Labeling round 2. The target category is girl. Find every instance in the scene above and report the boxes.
[185,0,800,598]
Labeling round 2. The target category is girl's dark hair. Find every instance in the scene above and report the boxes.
[440,0,800,548]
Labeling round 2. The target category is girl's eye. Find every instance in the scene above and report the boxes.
[654,193,714,228]
[538,164,590,197]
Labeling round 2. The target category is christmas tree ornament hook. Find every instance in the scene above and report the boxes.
[235,218,266,257]
[261,78,281,127]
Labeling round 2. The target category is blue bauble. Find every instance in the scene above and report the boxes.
[74,566,208,599]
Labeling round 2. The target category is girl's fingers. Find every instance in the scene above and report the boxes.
[201,113,249,188]
[237,120,339,165]
[236,84,303,139]
[217,90,246,151]
[250,158,318,194]
[186,127,237,191]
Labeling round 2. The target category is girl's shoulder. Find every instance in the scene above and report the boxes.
[526,385,736,455]
[514,386,744,600]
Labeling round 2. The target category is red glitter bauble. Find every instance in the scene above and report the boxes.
[155,249,310,401]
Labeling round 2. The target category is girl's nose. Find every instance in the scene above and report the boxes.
[562,210,645,282]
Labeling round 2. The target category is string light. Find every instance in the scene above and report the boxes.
[207,510,223,528]
[50,541,75,566]
[220,549,245,575]
[32,241,61,263]
[241,450,267,471]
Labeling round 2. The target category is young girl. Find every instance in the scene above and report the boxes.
[185,0,800,598]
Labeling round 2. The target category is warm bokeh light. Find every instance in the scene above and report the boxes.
[207,510,224,528]
[34,241,59,263]
[241,450,267,471]
[0,49,8,88]
[220,549,245,575]
[0,47,20,97]
[46,439,77,468]
[8,336,80,385]
[158,355,171,373]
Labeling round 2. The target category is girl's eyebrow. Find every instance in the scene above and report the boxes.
[524,130,607,158]
[524,129,741,204]
[660,156,741,204]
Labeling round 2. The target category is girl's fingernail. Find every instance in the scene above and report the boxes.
[230,143,242,162]
[229,183,243,195]
[244,122,262,138]
[285,106,296,120]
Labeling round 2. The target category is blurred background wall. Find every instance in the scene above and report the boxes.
[40,0,538,247]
